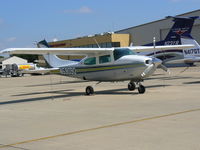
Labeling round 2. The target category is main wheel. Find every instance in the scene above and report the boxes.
[128,82,136,91]
[138,85,145,94]
[85,86,94,95]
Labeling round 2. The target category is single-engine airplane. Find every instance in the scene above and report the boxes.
[0,41,193,95]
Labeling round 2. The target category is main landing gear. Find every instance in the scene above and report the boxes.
[85,86,94,95]
[85,81,146,95]
[128,81,146,94]
[85,82,101,95]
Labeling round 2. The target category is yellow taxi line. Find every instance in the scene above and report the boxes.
[1,108,200,148]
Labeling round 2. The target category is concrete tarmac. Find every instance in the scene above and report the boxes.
[0,67,200,150]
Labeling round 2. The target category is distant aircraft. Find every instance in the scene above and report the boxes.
[0,43,192,95]
[135,16,200,66]
[0,62,54,77]
[21,65,57,75]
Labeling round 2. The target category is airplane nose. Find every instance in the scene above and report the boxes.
[144,57,162,66]
[144,57,169,73]
[141,57,163,78]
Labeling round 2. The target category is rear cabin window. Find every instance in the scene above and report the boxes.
[99,55,111,64]
[84,57,96,65]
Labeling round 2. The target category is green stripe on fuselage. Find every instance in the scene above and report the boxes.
[76,63,144,74]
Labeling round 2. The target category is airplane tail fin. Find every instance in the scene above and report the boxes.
[144,16,199,46]
[37,39,50,48]
[42,55,78,68]
[164,16,200,42]
[181,37,200,57]
[37,40,78,68]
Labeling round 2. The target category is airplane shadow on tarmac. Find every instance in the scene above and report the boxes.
[25,80,90,87]
[0,84,171,105]
[147,76,196,81]
[183,81,200,85]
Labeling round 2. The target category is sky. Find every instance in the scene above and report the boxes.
[0,0,199,50]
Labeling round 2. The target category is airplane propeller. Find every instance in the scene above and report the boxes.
[141,57,170,77]
[159,64,170,74]
[152,37,170,74]
[141,64,154,77]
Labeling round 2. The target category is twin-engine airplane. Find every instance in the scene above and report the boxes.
[0,42,193,95]
[139,16,200,66]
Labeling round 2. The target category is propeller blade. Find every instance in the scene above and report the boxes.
[159,64,170,74]
[141,64,154,77]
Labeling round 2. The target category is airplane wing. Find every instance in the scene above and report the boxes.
[0,44,194,55]
[130,44,194,52]
[0,48,114,55]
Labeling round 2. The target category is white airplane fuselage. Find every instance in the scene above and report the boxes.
[59,54,161,82]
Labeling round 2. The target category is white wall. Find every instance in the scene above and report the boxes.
[2,56,27,65]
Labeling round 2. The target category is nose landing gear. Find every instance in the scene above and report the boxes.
[128,82,136,91]
[138,84,145,94]
[128,81,146,94]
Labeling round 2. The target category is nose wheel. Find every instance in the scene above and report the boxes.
[128,81,146,94]
[138,84,145,94]
[128,82,136,91]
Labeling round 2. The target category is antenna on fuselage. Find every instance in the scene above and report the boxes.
[93,38,101,48]
[153,37,156,56]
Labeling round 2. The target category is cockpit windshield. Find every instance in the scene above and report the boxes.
[113,48,136,60]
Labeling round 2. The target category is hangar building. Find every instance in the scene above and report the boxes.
[49,9,200,48]
[38,9,200,66]
[116,9,200,46]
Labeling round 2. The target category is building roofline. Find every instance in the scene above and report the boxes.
[0,57,9,62]
[116,9,200,33]
[48,33,128,44]
[0,56,27,62]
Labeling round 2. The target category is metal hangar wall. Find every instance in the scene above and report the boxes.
[116,9,200,46]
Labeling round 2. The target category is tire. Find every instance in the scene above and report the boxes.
[128,82,136,91]
[85,86,94,95]
[138,85,145,94]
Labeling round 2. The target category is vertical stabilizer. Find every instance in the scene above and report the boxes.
[164,16,199,43]
[37,40,78,68]
[181,37,200,57]
[144,16,200,46]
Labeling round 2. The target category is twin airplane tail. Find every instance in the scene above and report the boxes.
[145,16,200,46]
[144,16,200,64]
[165,16,200,54]
[176,17,200,59]
[37,40,77,68]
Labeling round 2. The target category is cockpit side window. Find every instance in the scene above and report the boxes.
[84,57,96,65]
[99,55,111,64]
[113,48,136,60]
